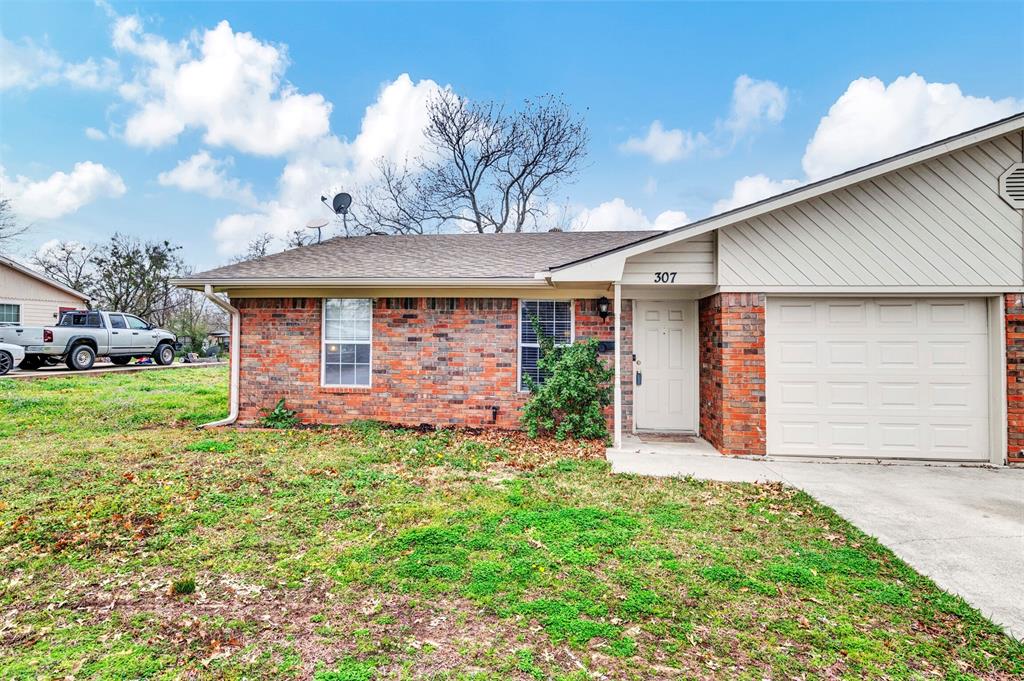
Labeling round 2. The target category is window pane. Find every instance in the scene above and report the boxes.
[324,364,340,385]
[109,314,127,329]
[324,298,342,321]
[355,365,370,386]
[339,365,357,386]
[340,344,356,363]
[355,344,370,363]
[519,300,571,389]
[126,315,147,330]
[0,304,19,324]
[324,342,341,362]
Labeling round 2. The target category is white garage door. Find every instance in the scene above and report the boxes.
[767,298,990,461]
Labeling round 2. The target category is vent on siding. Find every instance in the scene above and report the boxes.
[999,163,1024,209]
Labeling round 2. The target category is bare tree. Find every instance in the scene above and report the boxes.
[230,233,275,263]
[33,241,97,292]
[0,197,28,252]
[89,233,185,325]
[358,92,588,234]
[164,287,228,353]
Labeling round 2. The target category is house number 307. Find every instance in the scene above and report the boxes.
[654,271,677,283]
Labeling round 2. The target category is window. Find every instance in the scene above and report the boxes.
[0,304,20,324]
[125,315,149,330]
[59,311,101,327]
[519,300,573,390]
[109,314,127,329]
[323,298,372,387]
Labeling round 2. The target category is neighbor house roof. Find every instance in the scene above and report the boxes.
[0,253,91,301]
[174,230,660,288]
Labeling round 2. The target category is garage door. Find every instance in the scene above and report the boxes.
[767,298,990,461]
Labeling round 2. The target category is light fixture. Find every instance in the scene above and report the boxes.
[596,296,610,320]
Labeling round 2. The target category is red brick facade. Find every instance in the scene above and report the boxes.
[1006,294,1024,462]
[698,293,766,456]
[235,297,629,430]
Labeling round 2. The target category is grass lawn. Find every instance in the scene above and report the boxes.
[0,367,1020,680]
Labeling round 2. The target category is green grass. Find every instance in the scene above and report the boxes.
[0,367,1020,679]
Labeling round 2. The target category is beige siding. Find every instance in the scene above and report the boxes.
[621,232,716,285]
[0,263,88,326]
[718,134,1024,287]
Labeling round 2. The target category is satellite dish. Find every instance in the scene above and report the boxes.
[306,217,329,244]
[331,192,353,215]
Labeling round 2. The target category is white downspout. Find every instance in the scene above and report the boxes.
[200,284,240,428]
[613,282,622,450]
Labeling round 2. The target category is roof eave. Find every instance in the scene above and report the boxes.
[0,254,91,301]
[171,276,553,290]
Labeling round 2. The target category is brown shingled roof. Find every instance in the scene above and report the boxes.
[179,230,660,283]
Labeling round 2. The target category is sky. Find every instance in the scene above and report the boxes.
[1,1,1023,271]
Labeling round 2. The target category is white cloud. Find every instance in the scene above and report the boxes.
[63,57,120,90]
[712,174,801,214]
[0,35,62,90]
[572,198,688,232]
[722,74,787,139]
[802,73,1024,180]
[112,16,331,155]
[85,127,108,141]
[212,74,445,255]
[158,150,256,205]
[1,162,127,220]
[620,121,704,163]
[0,34,120,91]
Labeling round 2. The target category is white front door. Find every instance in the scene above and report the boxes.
[634,300,696,431]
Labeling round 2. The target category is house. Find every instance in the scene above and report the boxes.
[0,254,90,326]
[175,112,1024,466]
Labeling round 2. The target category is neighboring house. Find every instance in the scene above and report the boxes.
[0,254,90,326]
[175,112,1024,465]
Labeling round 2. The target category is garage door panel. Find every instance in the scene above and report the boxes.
[767,298,990,461]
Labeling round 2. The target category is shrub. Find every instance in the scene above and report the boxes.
[259,398,299,428]
[171,577,195,595]
[520,318,613,441]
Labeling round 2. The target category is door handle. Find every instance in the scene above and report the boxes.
[132,332,139,335]
[112,331,119,335]
[636,371,642,386]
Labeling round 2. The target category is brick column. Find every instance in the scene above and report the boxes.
[1006,294,1024,462]
[698,293,766,455]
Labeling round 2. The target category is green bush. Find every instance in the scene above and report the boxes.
[259,398,299,428]
[520,318,613,441]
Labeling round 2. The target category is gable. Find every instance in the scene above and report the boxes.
[718,133,1024,288]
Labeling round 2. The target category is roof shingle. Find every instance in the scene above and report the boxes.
[183,230,661,282]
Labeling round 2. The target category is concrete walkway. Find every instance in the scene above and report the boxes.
[609,441,1024,640]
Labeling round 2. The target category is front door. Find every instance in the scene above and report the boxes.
[634,300,696,431]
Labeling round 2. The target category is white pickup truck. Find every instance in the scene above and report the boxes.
[0,310,179,371]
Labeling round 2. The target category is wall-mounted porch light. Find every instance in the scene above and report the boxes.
[596,296,610,320]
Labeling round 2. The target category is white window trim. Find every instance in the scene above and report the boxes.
[321,298,374,388]
[0,303,21,325]
[517,299,575,392]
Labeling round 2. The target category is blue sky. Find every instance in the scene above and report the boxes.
[2,1,1022,270]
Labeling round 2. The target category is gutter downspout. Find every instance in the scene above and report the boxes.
[200,284,240,428]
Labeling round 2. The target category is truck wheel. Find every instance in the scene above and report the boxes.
[110,356,132,366]
[154,343,175,366]
[67,345,96,371]
[0,351,12,376]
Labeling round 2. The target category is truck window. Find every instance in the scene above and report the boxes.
[126,316,149,330]
[59,312,102,328]
[109,314,127,329]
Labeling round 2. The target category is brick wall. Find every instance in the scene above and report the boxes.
[1007,294,1024,461]
[235,296,629,430]
[698,293,766,456]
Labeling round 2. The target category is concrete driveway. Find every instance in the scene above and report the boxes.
[609,445,1024,640]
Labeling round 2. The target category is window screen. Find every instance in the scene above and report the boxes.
[323,298,372,386]
[0,304,20,324]
[519,300,572,390]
